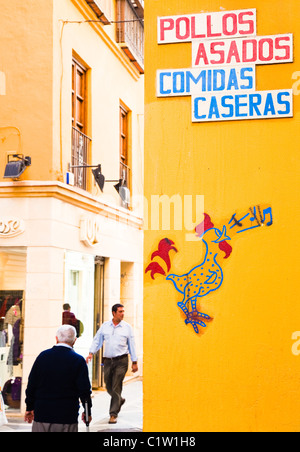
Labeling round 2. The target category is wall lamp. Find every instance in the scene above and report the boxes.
[4,154,32,179]
[68,164,130,204]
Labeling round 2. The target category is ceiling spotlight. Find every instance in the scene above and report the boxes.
[4,154,31,179]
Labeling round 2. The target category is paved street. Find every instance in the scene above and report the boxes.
[0,379,143,433]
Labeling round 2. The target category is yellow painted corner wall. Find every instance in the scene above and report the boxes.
[144,0,300,432]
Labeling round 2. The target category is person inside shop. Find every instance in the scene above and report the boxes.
[86,304,138,425]
[62,303,83,338]
[62,303,78,328]
[24,325,92,432]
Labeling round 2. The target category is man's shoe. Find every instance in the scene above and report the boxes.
[109,415,118,424]
[120,398,126,409]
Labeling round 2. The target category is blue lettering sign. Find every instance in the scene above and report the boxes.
[157,66,256,97]
[192,90,293,122]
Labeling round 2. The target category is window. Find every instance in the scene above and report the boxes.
[71,57,91,190]
[119,103,131,194]
[0,248,27,413]
[116,0,144,73]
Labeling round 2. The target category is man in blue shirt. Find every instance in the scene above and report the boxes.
[86,304,138,424]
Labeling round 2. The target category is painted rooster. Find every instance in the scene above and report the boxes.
[146,207,273,334]
[167,214,232,333]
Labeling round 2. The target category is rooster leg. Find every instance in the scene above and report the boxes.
[177,300,200,332]
[178,300,211,333]
[190,297,197,312]
[187,298,212,332]
[177,301,189,318]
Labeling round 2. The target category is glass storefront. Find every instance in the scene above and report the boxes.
[64,251,105,388]
[0,248,26,412]
[0,247,106,415]
[64,251,95,379]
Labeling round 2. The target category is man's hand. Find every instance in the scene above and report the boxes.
[86,353,93,364]
[24,411,34,424]
[82,412,92,425]
[132,362,138,373]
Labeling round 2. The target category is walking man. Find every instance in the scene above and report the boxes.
[86,304,138,424]
[24,325,92,432]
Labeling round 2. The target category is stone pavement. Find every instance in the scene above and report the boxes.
[0,378,143,433]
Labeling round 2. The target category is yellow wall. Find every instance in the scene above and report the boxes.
[144,0,300,432]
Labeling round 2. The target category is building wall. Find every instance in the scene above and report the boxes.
[0,184,143,411]
[53,0,144,209]
[0,0,144,205]
[0,0,144,413]
[0,0,54,181]
[144,0,300,432]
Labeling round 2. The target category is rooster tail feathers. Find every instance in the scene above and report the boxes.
[145,262,166,280]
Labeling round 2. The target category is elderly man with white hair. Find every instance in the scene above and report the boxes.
[24,325,92,432]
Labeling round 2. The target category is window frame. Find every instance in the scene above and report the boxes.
[71,56,91,191]
[119,101,131,196]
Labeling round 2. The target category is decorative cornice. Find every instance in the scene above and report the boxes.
[0,181,143,230]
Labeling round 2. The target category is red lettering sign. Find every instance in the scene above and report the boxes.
[158,9,256,44]
[192,34,293,67]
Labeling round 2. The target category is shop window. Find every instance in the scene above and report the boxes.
[0,249,26,413]
[64,252,105,389]
[64,252,95,376]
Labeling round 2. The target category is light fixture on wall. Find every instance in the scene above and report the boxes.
[68,163,130,205]
[91,165,105,192]
[113,179,130,204]
[4,154,32,179]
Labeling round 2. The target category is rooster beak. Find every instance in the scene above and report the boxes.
[212,226,231,243]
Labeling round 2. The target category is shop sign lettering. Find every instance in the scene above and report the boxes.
[158,9,257,43]
[157,66,256,97]
[80,217,101,247]
[0,218,25,238]
[192,34,293,67]
[157,8,294,123]
[192,89,292,122]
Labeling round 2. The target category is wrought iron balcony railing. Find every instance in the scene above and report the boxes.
[116,0,144,74]
[71,127,92,190]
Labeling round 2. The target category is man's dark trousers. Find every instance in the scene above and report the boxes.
[104,355,128,417]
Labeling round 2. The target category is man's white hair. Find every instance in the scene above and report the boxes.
[56,325,76,345]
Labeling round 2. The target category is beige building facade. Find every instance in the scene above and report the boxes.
[0,0,144,414]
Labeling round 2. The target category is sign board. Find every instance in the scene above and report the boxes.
[158,9,257,43]
[192,34,293,67]
[157,66,256,97]
[156,8,294,123]
[192,89,293,122]
[80,217,101,247]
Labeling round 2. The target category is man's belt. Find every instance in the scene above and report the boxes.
[103,354,128,362]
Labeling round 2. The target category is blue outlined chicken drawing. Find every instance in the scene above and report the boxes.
[167,214,231,333]
[146,206,273,335]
